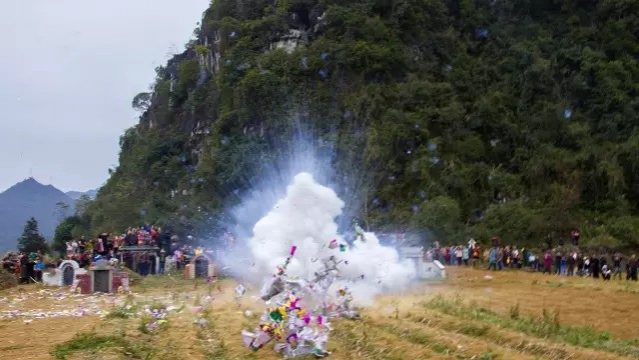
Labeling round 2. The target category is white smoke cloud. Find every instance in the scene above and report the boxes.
[247,172,416,305]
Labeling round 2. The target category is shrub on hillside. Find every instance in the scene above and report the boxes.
[0,268,18,290]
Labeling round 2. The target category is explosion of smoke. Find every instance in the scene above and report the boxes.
[248,172,416,305]
[211,126,417,305]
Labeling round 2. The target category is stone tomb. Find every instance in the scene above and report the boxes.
[183,254,217,279]
[399,247,446,280]
[43,260,87,287]
[75,259,129,294]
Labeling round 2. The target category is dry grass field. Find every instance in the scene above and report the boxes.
[1,267,638,360]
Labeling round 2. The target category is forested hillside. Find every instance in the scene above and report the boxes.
[80,0,639,248]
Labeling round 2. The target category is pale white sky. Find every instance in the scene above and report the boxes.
[0,0,210,192]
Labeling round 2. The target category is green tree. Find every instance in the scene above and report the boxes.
[411,196,462,244]
[55,201,70,222]
[52,216,82,256]
[17,217,49,254]
[132,92,152,112]
[75,194,92,216]
[80,0,639,249]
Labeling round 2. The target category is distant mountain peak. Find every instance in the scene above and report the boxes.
[16,177,41,186]
[4,177,64,196]
[66,189,98,200]
[0,178,75,252]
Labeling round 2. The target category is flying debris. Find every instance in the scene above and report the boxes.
[564,109,572,119]
[242,243,359,358]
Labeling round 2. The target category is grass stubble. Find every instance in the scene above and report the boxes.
[0,268,636,359]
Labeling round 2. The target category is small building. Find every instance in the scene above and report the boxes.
[399,246,446,280]
[183,253,217,279]
[43,260,87,287]
[119,245,161,275]
[75,259,128,294]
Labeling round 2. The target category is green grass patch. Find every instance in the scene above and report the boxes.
[458,323,490,337]
[508,302,520,319]
[107,304,137,319]
[424,295,639,357]
[430,343,454,354]
[543,281,564,288]
[52,331,158,359]
[51,332,127,359]
[477,352,496,360]
[361,320,467,358]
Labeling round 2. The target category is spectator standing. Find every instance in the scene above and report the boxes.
[543,252,552,274]
[602,264,611,280]
[34,256,44,282]
[571,229,580,246]
[462,246,469,266]
[628,255,638,281]
[567,252,575,276]
[498,247,505,270]
[78,236,86,253]
[488,248,497,271]
[159,249,166,274]
[455,246,463,266]
[19,253,29,283]
[591,255,600,279]
[613,252,623,280]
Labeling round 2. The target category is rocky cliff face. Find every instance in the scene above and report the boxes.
[87,0,639,247]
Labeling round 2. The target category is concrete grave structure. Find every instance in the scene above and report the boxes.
[119,245,160,275]
[75,259,129,294]
[183,253,217,279]
[399,247,446,280]
[42,260,87,287]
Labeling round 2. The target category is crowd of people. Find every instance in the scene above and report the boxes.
[63,226,169,266]
[2,251,46,283]
[3,225,639,283]
[1,225,202,280]
[425,233,639,281]
[61,225,199,275]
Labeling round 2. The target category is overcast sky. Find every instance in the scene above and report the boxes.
[0,0,210,193]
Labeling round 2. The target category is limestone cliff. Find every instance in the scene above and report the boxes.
[85,0,639,248]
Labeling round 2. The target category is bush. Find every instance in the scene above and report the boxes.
[0,268,18,290]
